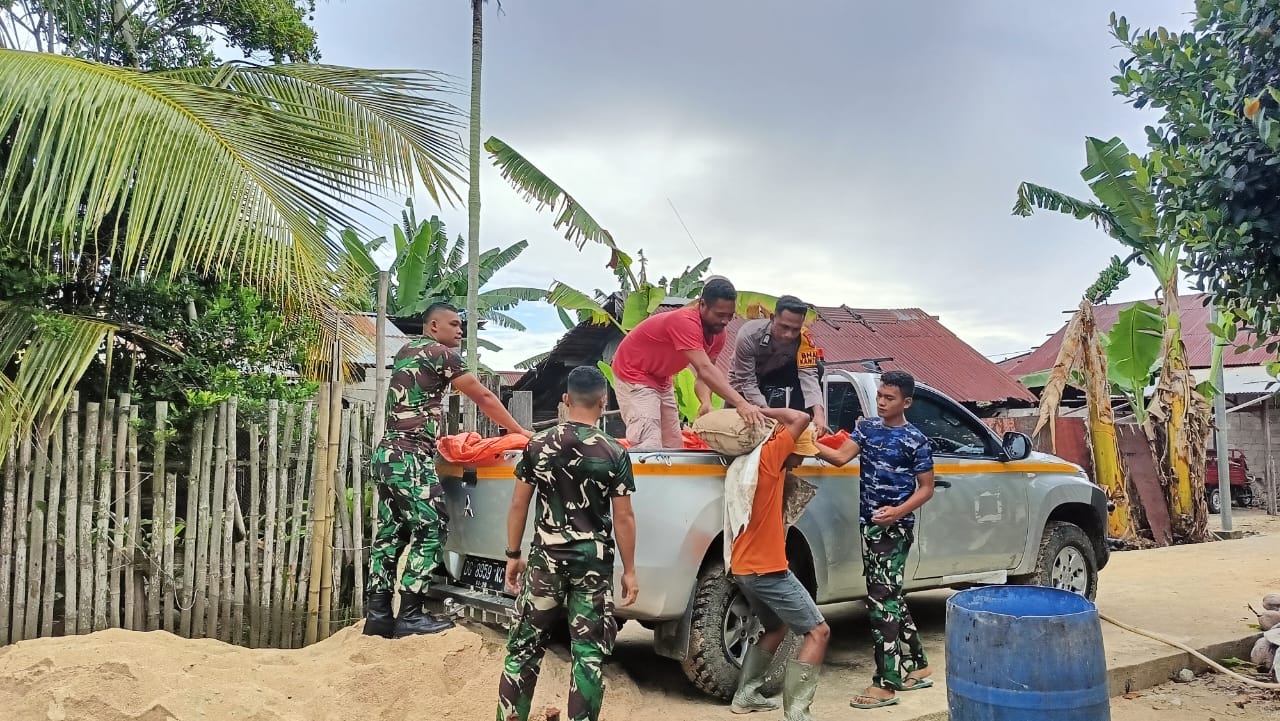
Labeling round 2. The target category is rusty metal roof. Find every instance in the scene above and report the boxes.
[1008,293,1274,378]
[715,305,1036,404]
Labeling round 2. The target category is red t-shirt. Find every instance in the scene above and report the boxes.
[612,306,727,390]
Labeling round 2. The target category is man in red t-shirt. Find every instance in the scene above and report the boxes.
[610,278,766,448]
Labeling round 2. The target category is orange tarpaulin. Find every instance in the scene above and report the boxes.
[434,428,712,466]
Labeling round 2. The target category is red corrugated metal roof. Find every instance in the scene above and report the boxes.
[714,306,1037,404]
[1011,293,1274,377]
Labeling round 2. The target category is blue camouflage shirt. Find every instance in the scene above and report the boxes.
[850,418,934,528]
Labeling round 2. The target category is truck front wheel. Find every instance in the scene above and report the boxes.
[1012,521,1099,601]
[680,560,796,700]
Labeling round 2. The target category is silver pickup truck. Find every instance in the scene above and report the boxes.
[429,370,1111,699]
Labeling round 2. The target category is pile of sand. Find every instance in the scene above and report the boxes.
[0,622,650,721]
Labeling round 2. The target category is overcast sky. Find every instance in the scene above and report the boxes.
[310,0,1194,371]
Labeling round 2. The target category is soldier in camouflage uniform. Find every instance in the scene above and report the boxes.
[363,302,533,639]
[815,370,937,710]
[496,366,639,721]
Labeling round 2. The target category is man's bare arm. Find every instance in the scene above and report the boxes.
[611,494,638,606]
[758,406,810,439]
[815,438,860,466]
[504,482,535,593]
[452,373,534,437]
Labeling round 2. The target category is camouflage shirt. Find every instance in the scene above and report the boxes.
[850,418,934,528]
[381,338,465,454]
[515,421,635,552]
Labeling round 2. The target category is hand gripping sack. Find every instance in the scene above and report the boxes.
[691,409,775,457]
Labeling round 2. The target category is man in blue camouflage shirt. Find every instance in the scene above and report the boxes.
[815,370,936,710]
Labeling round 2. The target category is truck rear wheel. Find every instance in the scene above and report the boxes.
[680,560,795,700]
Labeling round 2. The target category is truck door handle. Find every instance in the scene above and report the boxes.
[934,480,952,489]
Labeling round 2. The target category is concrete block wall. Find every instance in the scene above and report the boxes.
[1223,405,1276,478]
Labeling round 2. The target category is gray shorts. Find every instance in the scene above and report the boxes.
[732,570,825,635]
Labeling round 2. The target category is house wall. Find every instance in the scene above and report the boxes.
[1224,402,1278,479]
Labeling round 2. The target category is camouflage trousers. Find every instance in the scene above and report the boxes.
[862,523,928,690]
[368,445,447,595]
[497,542,618,721]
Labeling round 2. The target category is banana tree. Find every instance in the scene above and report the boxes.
[1014,136,1211,544]
[0,51,466,450]
[341,202,546,352]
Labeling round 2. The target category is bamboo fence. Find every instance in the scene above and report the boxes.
[0,380,531,649]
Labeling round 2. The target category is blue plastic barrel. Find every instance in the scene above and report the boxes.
[946,585,1110,721]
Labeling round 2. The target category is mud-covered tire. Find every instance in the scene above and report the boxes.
[1013,521,1098,601]
[679,561,798,700]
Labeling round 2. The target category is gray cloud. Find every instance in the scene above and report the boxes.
[313,0,1195,369]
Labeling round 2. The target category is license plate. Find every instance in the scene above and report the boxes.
[459,555,508,594]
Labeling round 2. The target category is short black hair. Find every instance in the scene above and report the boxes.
[880,370,916,398]
[701,277,737,304]
[774,295,809,318]
[424,301,460,321]
[567,365,608,404]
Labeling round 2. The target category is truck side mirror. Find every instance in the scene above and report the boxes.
[1001,432,1032,461]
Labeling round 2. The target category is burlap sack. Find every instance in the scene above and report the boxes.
[692,409,776,456]
[783,472,818,526]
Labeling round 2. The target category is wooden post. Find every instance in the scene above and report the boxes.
[205,404,227,639]
[93,397,116,632]
[151,401,169,631]
[1265,396,1277,516]
[447,394,461,436]
[333,410,353,568]
[12,433,33,641]
[41,418,63,638]
[509,391,533,432]
[475,375,504,437]
[285,402,314,648]
[271,402,297,647]
[111,395,131,628]
[223,397,239,643]
[0,440,16,645]
[260,400,279,648]
[181,410,205,638]
[372,270,390,448]
[25,419,50,639]
[62,395,80,636]
[125,405,142,630]
[349,405,365,617]
[321,365,343,640]
[247,421,261,647]
[77,403,98,634]
[305,383,332,645]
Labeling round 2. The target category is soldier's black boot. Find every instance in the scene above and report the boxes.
[392,591,454,638]
[361,590,395,638]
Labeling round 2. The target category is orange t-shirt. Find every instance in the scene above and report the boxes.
[729,428,795,575]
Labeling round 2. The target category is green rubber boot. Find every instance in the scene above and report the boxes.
[730,643,781,713]
[783,660,823,721]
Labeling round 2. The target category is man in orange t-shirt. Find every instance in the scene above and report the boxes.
[728,407,828,720]
[610,277,765,449]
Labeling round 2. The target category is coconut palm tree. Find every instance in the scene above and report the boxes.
[464,0,489,374]
[0,50,466,449]
[1014,136,1211,543]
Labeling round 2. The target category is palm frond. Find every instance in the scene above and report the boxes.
[478,337,502,352]
[479,309,525,331]
[446,233,466,273]
[516,350,552,370]
[160,61,466,207]
[485,136,638,285]
[0,302,116,450]
[479,286,547,310]
[475,240,529,287]
[669,257,711,296]
[548,282,618,328]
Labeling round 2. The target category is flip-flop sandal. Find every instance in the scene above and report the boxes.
[850,696,900,709]
[900,678,934,691]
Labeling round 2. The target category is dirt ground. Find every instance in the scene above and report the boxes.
[1,507,1276,721]
[1110,674,1280,721]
